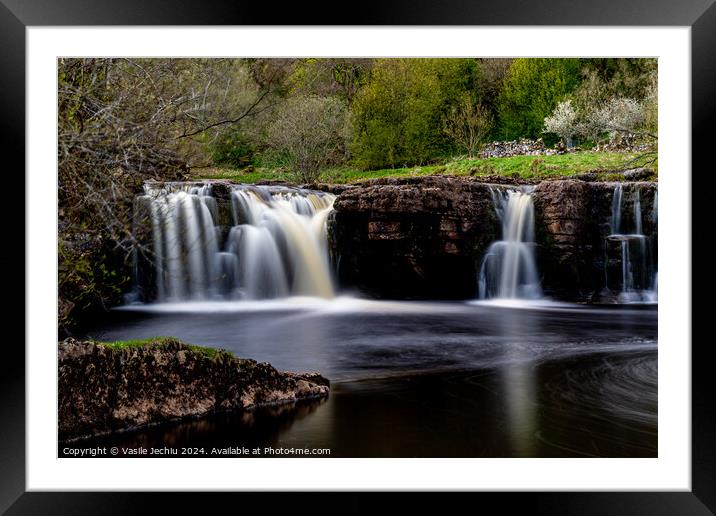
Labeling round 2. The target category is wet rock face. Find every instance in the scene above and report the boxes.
[329,176,501,299]
[533,180,658,301]
[328,176,657,302]
[58,339,329,441]
[532,180,594,300]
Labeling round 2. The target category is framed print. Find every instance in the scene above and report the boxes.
[4,0,712,512]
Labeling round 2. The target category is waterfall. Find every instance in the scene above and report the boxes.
[134,183,336,302]
[649,191,658,300]
[633,189,642,236]
[478,188,542,300]
[606,184,657,303]
[611,183,623,234]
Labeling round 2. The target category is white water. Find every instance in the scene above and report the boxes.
[607,184,657,303]
[135,183,335,302]
[478,188,542,300]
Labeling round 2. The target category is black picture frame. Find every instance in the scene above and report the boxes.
[4,1,711,512]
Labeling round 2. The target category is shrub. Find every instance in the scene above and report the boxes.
[586,97,646,142]
[529,157,545,175]
[554,59,658,145]
[209,128,256,169]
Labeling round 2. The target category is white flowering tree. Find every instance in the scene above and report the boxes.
[544,96,656,146]
[585,97,652,143]
[543,99,580,147]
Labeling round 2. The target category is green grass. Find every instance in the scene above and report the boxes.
[98,336,227,358]
[194,151,657,185]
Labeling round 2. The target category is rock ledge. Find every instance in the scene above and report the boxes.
[58,338,329,441]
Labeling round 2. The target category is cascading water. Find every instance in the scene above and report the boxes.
[605,184,657,303]
[131,183,336,302]
[650,191,658,298]
[478,187,542,300]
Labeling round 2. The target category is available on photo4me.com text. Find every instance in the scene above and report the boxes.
[61,446,333,457]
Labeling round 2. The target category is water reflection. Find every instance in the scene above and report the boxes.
[68,398,328,456]
[66,352,656,458]
[497,305,539,457]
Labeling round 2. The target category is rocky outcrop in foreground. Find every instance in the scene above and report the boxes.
[58,338,329,441]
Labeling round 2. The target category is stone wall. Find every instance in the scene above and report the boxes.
[479,138,563,158]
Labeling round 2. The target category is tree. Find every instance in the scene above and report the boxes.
[443,95,493,157]
[543,94,655,155]
[496,58,582,140]
[57,58,284,328]
[474,58,513,137]
[564,58,658,145]
[579,58,658,101]
[284,58,373,102]
[266,95,350,183]
[543,99,580,147]
[350,58,476,169]
[585,97,649,142]
[58,58,281,247]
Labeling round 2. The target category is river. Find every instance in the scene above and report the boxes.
[68,298,657,458]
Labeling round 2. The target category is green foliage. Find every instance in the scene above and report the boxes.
[209,128,256,169]
[579,58,657,100]
[604,173,627,182]
[561,58,658,144]
[100,336,178,348]
[252,149,293,170]
[496,58,583,140]
[58,237,129,329]
[350,58,479,169]
[282,58,373,102]
[198,58,656,173]
[529,157,545,175]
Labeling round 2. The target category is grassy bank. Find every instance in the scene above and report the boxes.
[99,336,226,358]
[194,151,657,185]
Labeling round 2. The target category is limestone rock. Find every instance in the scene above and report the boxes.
[533,180,657,301]
[329,175,657,302]
[58,338,329,441]
[330,176,501,299]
